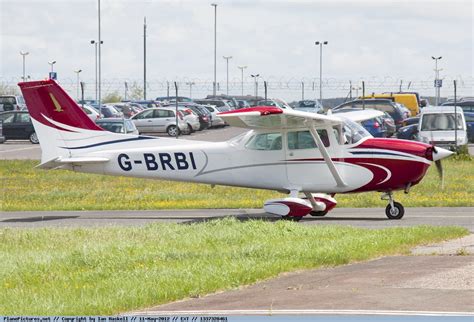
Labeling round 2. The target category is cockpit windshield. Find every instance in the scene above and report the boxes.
[336,118,371,144]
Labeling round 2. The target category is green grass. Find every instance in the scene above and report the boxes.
[1,159,473,211]
[0,219,468,315]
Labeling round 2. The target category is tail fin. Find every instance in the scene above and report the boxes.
[18,80,115,164]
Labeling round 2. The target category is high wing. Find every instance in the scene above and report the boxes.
[219,107,348,188]
[219,107,383,129]
[218,107,342,129]
[330,109,384,122]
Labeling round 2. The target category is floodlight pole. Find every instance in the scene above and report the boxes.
[223,56,232,95]
[20,51,29,82]
[238,65,247,96]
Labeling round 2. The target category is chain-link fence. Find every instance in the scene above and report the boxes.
[2,75,473,103]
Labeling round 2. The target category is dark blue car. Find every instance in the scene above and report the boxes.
[333,108,389,137]
[465,112,474,143]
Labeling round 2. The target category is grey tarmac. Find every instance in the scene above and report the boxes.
[1,207,473,231]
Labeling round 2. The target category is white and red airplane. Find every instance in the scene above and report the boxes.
[18,80,453,221]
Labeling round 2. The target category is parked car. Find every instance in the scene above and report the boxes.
[292,100,324,114]
[256,98,292,109]
[107,103,138,118]
[95,105,122,118]
[403,116,420,127]
[205,95,239,110]
[186,105,212,130]
[130,100,160,108]
[0,111,38,143]
[96,118,139,135]
[80,104,100,122]
[155,96,193,103]
[361,92,421,116]
[236,100,251,109]
[442,98,474,113]
[397,124,419,140]
[161,106,200,133]
[130,108,188,136]
[333,99,407,129]
[417,106,468,149]
[0,95,26,111]
[465,112,474,142]
[333,108,390,138]
[0,119,5,143]
[196,104,227,127]
[193,99,232,112]
[397,117,420,140]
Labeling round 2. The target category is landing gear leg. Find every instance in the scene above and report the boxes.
[381,191,405,220]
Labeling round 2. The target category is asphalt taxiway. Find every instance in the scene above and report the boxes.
[1,207,473,231]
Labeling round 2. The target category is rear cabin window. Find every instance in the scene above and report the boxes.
[246,133,282,150]
[287,130,329,149]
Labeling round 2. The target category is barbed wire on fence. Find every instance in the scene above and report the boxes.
[1,75,472,101]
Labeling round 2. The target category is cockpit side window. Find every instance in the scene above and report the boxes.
[246,133,282,150]
[287,130,329,149]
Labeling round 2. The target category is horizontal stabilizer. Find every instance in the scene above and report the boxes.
[37,156,109,169]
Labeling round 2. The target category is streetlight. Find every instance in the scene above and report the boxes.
[250,74,260,98]
[223,56,232,95]
[432,56,442,105]
[91,40,103,102]
[20,51,29,82]
[211,3,218,96]
[237,65,247,96]
[185,82,195,98]
[74,69,82,101]
[315,41,328,104]
[48,60,56,72]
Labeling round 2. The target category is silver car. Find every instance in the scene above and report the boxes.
[130,108,188,136]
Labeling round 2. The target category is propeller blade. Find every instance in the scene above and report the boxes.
[435,159,444,189]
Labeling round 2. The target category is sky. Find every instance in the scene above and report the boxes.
[1,0,473,100]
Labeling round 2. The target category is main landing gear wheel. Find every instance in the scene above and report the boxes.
[310,210,328,217]
[385,202,405,220]
[281,215,303,222]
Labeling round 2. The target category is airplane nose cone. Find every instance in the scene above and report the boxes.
[432,146,454,161]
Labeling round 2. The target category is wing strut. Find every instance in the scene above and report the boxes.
[305,119,347,188]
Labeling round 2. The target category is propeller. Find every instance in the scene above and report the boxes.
[431,146,454,189]
[435,159,444,189]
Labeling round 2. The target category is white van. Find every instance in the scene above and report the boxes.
[417,106,467,149]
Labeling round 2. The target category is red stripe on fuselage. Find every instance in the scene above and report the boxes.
[286,157,430,192]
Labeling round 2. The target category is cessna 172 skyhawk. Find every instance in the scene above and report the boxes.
[18,80,453,220]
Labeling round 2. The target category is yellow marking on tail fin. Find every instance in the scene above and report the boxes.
[49,93,63,112]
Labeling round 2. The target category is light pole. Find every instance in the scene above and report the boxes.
[98,0,102,116]
[223,56,232,95]
[20,51,29,82]
[74,69,82,101]
[185,82,195,98]
[91,40,103,102]
[143,16,147,100]
[432,56,442,105]
[315,41,328,104]
[251,74,260,98]
[237,65,247,96]
[48,60,56,72]
[211,3,217,96]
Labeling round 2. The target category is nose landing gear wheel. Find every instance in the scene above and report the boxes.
[385,202,404,219]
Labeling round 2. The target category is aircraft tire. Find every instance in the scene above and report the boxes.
[385,202,404,220]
